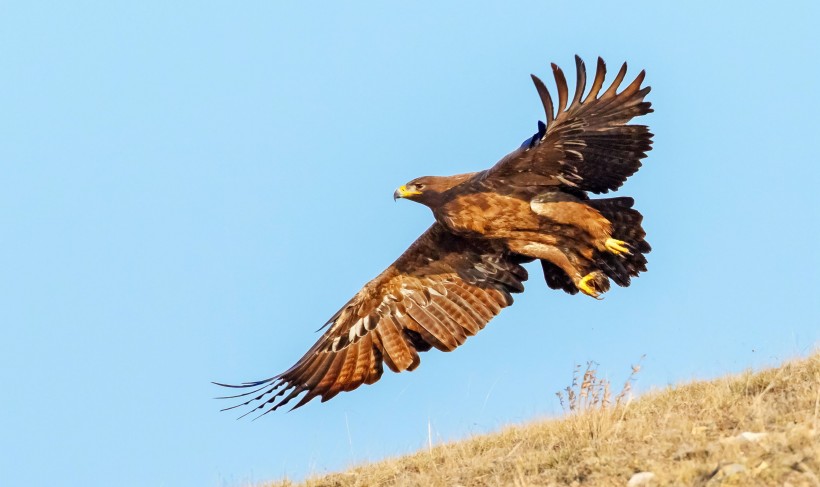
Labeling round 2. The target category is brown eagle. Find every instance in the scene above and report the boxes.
[217,56,653,417]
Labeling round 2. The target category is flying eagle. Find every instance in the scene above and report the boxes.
[217,56,653,417]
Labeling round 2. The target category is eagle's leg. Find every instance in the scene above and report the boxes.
[530,194,632,259]
[506,239,606,299]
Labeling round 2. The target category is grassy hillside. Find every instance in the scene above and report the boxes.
[269,353,819,486]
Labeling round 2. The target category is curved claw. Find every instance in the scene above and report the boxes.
[605,238,632,256]
[578,272,603,300]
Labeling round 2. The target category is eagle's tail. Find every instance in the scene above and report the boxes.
[539,196,650,295]
[589,197,651,288]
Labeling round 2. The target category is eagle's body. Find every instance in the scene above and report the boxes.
[217,56,654,417]
[410,174,640,296]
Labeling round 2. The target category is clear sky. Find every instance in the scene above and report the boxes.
[2,2,819,486]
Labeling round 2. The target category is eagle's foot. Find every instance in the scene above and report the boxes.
[605,238,632,256]
[577,272,604,300]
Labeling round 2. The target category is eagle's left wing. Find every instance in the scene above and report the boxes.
[214,224,529,418]
[485,56,653,195]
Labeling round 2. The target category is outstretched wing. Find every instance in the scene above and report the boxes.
[215,224,529,417]
[485,55,653,195]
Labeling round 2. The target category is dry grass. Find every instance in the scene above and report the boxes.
[267,352,820,486]
[556,357,643,414]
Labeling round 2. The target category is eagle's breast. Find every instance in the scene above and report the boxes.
[435,192,539,237]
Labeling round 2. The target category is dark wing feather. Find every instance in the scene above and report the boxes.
[486,55,653,195]
[215,223,528,417]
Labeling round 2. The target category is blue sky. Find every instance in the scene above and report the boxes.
[2,1,819,486]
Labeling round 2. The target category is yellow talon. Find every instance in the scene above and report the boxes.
[605,238,631,256]
[578,272,602,300]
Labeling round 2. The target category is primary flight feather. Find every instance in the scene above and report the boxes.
[216,56,653,418]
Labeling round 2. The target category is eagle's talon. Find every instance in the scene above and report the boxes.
[605,238,631,256]
[578,272,603,300]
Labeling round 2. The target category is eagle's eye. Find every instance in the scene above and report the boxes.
[415,183,425,190]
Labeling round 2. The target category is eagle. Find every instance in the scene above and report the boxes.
[216,56,653,418]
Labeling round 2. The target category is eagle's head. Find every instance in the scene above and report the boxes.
[393,176,447,206]
[394,173,475,207]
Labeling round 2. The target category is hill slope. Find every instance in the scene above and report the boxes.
[270,353,819,486]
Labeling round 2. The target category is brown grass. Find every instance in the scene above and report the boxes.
[267,352,820,486]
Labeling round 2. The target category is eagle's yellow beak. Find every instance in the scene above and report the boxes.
[393,185,422,200]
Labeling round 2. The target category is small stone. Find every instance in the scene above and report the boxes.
[737,431,767,442]
[720,463,747,476]
[720,431,768,445]
[627,471,656,487]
